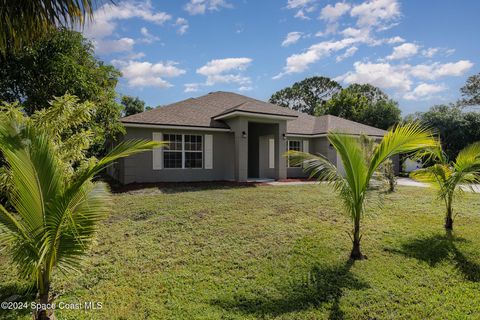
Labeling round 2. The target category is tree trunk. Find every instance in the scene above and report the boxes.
[35,271,54,320]
[445,202,453,231]
[350,219,365,260]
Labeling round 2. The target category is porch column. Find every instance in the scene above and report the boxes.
[274,121,287,180]
[228,118,249,182]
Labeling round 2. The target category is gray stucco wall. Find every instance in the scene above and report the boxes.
[119,127,235,184]
[287,136,335,178]
[311,137,336,163]
[116,127,398,184]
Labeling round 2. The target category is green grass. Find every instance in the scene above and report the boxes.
[1,184,480,319]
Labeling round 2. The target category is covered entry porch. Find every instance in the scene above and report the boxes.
[222,116,293,182]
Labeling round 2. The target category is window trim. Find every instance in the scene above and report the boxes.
[162,133,204,169]
[287,139,302,168]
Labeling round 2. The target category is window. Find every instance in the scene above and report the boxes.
[163,134,203,169]
[288,140,301,167]
[185,135,203,168]
[164,134,183,168]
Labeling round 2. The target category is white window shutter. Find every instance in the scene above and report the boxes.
[204,134,213,169]
[269,138,275,169]
[303,140,309,153]
[152,132,163,170]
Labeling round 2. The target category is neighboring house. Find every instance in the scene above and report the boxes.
[112,91,395,184]
[403,157,423,173]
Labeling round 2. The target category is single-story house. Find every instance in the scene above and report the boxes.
[111,91,397,184]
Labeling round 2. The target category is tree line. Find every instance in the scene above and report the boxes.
[270,74,480,160]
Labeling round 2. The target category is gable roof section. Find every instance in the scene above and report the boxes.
[213,100,298,120]
[287,114,386,137]
[120,97,229,129]
[121,91,387,136]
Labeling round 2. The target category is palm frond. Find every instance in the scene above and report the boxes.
[70,139,165,191]
[329,132,368,197]
[0,0,96,54]
[44,181,110,274]
[0,125,47,238]
[286,150,342,183]
[454,142,480,172]
[410,164,450,185]
[369,122,439,178]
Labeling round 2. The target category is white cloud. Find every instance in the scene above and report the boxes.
[336,46,358,62]
[238,86,253,91]
[336,59,473,97]
[124,52,146,60]
[409,60,474,80]
[350,0,400,29]
[385,36,405,44]
[184,83,201,93]
[282,32,303,47]
[294,10,310,20]
[336,61,412,91]
[84,2,171,53]
[186,57,253,92]
[287,0,316,20]
[404,83,446,100]
[445,48,456,56]
[421,47,455,58]
[320,2,351,22]
[197,58,252,77]
[274,37,361,78]
[422,48,439,58]
[286,0,314,8]
[86,2,171,39]
[184,0,232,15]
[316,23,339,37]
[140,27,160,44]
[386,42,419,60]
[112,60,186,88]
[175,18,189,35]
[94,37,135,54]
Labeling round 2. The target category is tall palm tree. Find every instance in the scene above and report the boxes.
[0,0,96,54]
[288,123,438,260]
[411,143,480,231]
[0,116,162,320]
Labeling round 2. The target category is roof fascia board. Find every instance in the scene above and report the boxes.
[122,122,232,132]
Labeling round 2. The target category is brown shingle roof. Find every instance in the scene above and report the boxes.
[287,113,386,136]
[214,100,298,119]
[121,91,387,136]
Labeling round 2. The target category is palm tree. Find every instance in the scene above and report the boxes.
[410,143,480,231]
[0,0,96,54]
[288,123,438,260]
[0,116,163,320]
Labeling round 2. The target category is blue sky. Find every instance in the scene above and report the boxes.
[83,0,480,115]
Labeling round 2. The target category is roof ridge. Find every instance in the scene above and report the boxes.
[212,101,249,117]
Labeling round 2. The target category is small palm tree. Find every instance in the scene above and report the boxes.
[288,123,438,260]
[411,143,480,231]
[0,116,162,320]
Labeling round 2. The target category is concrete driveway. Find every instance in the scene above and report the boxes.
[266,177,480,194]
[396,177,480,193]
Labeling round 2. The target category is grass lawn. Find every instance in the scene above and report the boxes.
[1,183,480,319]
